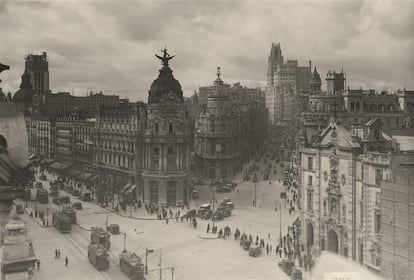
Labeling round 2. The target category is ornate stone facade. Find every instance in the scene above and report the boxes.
[141,48,191,206]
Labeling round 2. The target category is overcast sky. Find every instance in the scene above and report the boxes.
[0,0,413,101]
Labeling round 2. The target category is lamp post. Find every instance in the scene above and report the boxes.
[123,233,127,252]
[145,247,154,275]
[46,207,49,226]
[276,200,282,247]
[253,173,258,207]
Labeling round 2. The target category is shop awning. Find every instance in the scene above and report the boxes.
[77,172,93,181]
[124,184,136,195]
[87,174,99,182]
[121,183,132,194]
[48,162,69,171]
[40,158,55,165]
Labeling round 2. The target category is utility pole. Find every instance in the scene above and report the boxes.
[171,267,174,280]
[123,233,126,252]
[253,173,258,207]
[159,249,162,280]
[279,202,282,247]
[46,207,49,226]
[212,187,216,228]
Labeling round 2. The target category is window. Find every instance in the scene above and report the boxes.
[374,212,381,233]
[330,198,337,214]
[308,175,313,186]
[375,192,381,207]
[307,191,313,211]
[168,121,173,134]
[361,164,364,180]
[211,120,215,132]
[308,157,313,170]
[167,146,174,155]
[167,157,174,171]
[375,169,382,185]
[154,147,160,156]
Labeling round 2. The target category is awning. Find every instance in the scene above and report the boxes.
[121,183,132,194]
[87,174,99,182]
[47,162,69,171]
[77,172,93,181]
[124,184,136,195]
[40,158,55,165]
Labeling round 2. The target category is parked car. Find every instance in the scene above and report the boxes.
[16,205,24,214]
[216,185,231,193]
[183,209,196,219]
[212,211,223,221]
[198,203,211,212]
[217,208,231,217]
[61,195,70,204]
[263,174,269,181]
[222,179,236,188]
[72,202,83,210]
[198,210,212,220]
[191,189,199,199]
[39,174,47,181]
[52,197,62,206]
[249,245,262,257]
[107,224,120,234]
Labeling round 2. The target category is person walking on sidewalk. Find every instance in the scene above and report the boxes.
[36,260,40,270]
[65,256,69,267]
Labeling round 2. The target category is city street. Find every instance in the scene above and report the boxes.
[16,158,299,280]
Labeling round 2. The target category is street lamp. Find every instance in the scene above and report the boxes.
[123,233,127,252]
[253,173,258,207]
[276,200,282,247]
[145,248,154,275]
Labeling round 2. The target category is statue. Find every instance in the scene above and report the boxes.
[155,46,175,66]
[0,62,10,83]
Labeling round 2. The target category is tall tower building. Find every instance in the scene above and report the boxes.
[25,52,49,97]
[265,42,311,124]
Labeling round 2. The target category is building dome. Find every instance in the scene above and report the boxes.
[13,71,34,104]
[148,49,183,104]
[311,67,321,83]
[310,67,322,92]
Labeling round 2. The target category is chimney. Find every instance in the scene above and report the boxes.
[309,60,312,70]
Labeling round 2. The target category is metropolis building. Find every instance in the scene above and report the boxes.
[141,49,191,207]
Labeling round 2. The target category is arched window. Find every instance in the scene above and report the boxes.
[356,102,360,112]
[350,102,355,112]
[0,135,7,152]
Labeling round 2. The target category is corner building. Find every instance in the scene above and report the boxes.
[141,50,191,207]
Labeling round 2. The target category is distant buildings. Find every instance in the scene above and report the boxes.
[194,68,267,179]
[299,68,414,145]
[265,42,311,124]
[25,52,49,98]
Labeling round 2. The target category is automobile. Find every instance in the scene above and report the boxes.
[34,181,42,188]
[212,211,223,221]
[280,162,284,167]
[183,209,196,219]
[249,245,262,257]
[291,268,303,280]
[263,174,269,181]
[191,189,199,199]
[61,195,70,204]
[72,202,83,210]
[217,208,231,217]
[216,185,231,193]
[198,203,211,212]
[222,179,236,188]
[198,210,212,220]
[224,201,234,210]
[16,205,24,214]
[243,174,250,182]
[240,239,251,250]
[81,192,91,202]
[49,190,59,197]
[73,189,80,197]
[107,224,120,234]
[39,174,47,181]
[210,179,222,188]
[52,197,62,206]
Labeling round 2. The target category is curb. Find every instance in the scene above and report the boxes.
[102,206,160,221]
[197,234,219,240]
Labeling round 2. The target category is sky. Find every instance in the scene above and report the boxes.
[0,0,413,101]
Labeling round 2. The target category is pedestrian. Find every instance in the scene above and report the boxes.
[30,211,33,218]
[279,248,282,258]
[207,223,210,234]
[266,243,269,255]
[270,244,273,254]
[252,200,255,207]
[165,217,168,225]
[269,180,271,185]
[65,256,68,267]
[58,249,61,258]
[268,233,271,240]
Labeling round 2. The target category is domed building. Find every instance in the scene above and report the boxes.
[13,71,34,110]
[310,67,322,93]
[141,48,191,207]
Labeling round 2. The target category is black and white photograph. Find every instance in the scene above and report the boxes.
[0,0,413,279]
